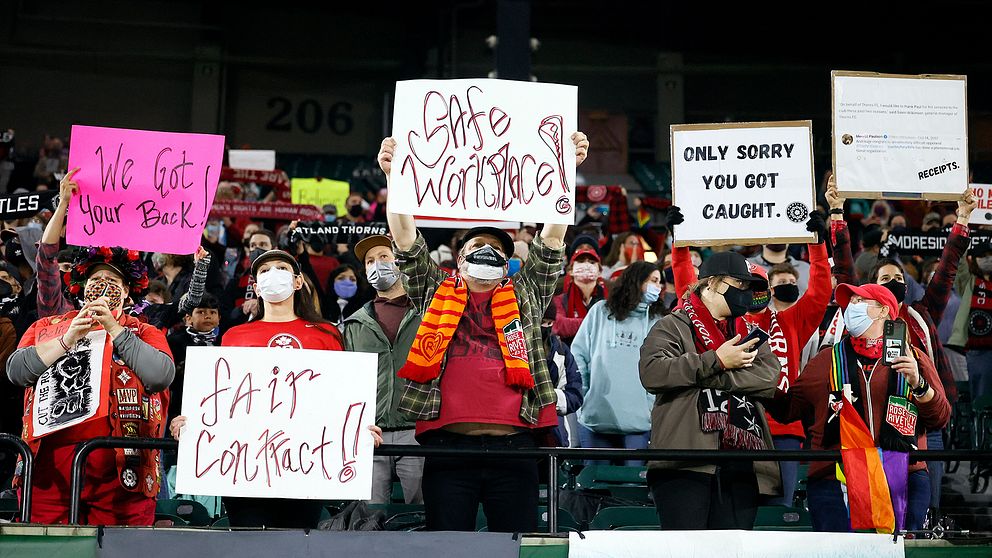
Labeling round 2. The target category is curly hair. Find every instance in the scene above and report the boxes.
[605,261,667,321]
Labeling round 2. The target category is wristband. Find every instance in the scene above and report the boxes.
[829,208,844,215]
[58,335,71,353]
[911,376,929,398]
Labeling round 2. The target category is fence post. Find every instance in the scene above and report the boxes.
[547,453,558,534]
[0,433,33,522]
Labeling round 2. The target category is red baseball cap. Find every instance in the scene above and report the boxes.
[570,248,601,265]
[835,283,899,320]
[745,261,769,292]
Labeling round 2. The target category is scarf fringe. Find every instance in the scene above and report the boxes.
[721,425,765,451]
[701,411,728,432]
[506,366,536,390]
[397,362,440,384]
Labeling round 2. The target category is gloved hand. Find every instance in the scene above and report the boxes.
[806,210,828,244]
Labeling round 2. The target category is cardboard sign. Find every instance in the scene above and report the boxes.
[66,125,224,253]
[832,71,968,200]
[228,149,276,171]
[389,79,578,224]
[291,178,350,212]
[414,217,520,230]
[31,329,112,438]
[968,183,992,225]
[290,221,388,246]
[175,346,377,500]
[670,121,816,247]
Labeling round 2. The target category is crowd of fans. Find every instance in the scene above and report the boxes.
[0,127,986,534]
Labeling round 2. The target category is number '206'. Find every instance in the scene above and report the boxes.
[265,97,354,135]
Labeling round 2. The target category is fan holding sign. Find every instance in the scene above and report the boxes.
[378,77,587,533]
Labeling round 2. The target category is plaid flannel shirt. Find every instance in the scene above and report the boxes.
[395,232,564,425]
[35,242,74,318]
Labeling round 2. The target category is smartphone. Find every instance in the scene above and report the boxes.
[883,320,907,366]
[736,327,769,352]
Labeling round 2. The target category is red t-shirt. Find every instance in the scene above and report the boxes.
[416,291,556,436]
[222,318,342,350]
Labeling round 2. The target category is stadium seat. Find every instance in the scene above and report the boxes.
[536,506,580,531]
[153,513,189,527]
[575,465,651,503]
[155,499,213,526]
[589,506,658,530]
[0,497,18,521]
[753,506,813,531]
[210,516,230,529]
[367,503,426,531]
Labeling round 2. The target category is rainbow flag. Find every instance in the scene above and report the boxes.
[839,398,909,533]
[637,207,651,228]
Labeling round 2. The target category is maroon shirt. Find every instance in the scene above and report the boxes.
[373,294,411,344]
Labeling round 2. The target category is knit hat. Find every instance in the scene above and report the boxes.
[64,246,149,297]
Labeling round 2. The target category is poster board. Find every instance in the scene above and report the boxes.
[30,328,112,438]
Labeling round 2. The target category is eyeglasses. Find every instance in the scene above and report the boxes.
[849,295,884,308]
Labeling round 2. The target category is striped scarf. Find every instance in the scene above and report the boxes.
[398,276,534,389]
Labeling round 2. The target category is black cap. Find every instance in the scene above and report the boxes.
[250,249,301,277]
[698,251,753,284]
[461,226,515,259]
[570,234,599,254]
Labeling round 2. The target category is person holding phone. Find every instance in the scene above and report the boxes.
[639,250,781,530]
[666,207,834,507]
[766,283,950,532]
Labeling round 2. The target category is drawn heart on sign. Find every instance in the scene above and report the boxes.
[407,99,451,169]
[419,331,445,361]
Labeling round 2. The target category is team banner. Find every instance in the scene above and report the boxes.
[832,71,968,201]
[290,221,389,246]
[880,227,992,258]
[0,190,58,220]
[670,121,816,247]
[389,78,578,224]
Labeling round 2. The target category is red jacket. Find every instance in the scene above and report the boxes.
[672,242,833,437]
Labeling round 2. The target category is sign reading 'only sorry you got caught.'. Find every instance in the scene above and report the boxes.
[671,121,817,247]
[389,79,578,224]
[66,125,224,254]
[175,346,377,500]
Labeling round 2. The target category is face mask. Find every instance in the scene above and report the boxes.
[507,259,522,276]
[663,267,675,284]
[256,268,296,303]
[463,245,507,281]
[881,279,906,304]
[643,283,662,304]
[334,278,358,299]
[772,283,800,304]
[721,283,753,317]
[571,262,599,283]
[348,205,364,217]
[324,213,337,222]
[366,261,400,292]
[978,256,992,274]
[84,277,125,310]
[843,302,877,337]
[540,325,553,342]
[249,248,266,263]
[749,290,771,312]
[766,244,787,253]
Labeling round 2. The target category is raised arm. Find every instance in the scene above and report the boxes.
[920,188,975,322]
[825,173,855,285]
[378,137,417,251]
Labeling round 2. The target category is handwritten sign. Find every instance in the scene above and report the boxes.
[969,183,992,225]
[415,217,520,230]
[175,346,377,500]
[31,329,112,438]
[670,121,816,247]
[66,125,224,253]
[832,71,968,201]
[291,177,350,212]
[389,79,578,224]
[228,149,276,171]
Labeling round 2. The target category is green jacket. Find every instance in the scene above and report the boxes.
[343,299,421,430]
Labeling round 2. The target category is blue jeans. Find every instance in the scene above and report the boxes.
[577,425,650,467]
[762,435,802,507]
[808,470,931,532]
[926,430,944,510]
[967,349,992,399]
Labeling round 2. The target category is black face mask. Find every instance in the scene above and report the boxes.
[882,279,907,304]
[348,205,364,217]
[541,325,553,342]
[766,244,787,253]
[464,245,507,267]
[772,283,800,303]
[722,283,754,317]
[249,248,266,263]
[663,267,675,284]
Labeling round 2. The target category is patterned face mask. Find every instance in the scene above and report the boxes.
[84,276,125,310]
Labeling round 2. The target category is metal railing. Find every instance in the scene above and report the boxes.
[0,433,34,522]
[64,437,992,532]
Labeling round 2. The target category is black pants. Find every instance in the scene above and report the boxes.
[648,462,759,530]
[223,497,324,529]
[420,430,538,532]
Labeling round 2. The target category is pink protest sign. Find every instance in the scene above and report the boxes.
[66,125,225,254]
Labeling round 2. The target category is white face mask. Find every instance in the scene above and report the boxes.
[256,268,296,303]
[462,245,507,281]
[571,262,599,282]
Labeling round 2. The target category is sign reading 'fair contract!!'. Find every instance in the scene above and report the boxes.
[389,79,578,224]
[66,125,224,253]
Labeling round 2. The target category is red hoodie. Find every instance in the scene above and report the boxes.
[673,243,833,438]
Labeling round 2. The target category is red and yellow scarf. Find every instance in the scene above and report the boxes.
[399,277,534,389]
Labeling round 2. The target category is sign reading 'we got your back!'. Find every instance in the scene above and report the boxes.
[66,125,224,254]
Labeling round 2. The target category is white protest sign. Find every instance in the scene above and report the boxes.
[228,149,276,171]
[32,330,111,437]
[832,71,968,200]
[968,183,992,225]
[415,217,520,230]
[670,121,816,247]
[567,530,903,558]
[175,346,377,500]
[389,79,578,224]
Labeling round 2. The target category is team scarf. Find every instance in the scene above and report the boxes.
[563,275,607,322]
[681,292,765,450]
[823,337,920,453]
[398,276,534,389]
[186,326,217,346]
[746,309,788,392]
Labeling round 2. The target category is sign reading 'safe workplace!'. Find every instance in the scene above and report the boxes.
[66,125,224,253]
[389,79,578,224]
[671,121,816,247]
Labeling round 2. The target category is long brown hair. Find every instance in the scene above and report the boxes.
[602,232,638,268]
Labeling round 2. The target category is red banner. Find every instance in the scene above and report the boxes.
[220,167,292,202]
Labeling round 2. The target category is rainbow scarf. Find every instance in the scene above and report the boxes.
[398,276,534,389]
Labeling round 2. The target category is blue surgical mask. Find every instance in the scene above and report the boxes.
[334,278,358,299]
[843,302,876,337]
[507,258,522,276]
[643,283,662,304]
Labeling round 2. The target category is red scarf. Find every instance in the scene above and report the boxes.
[682,292,765,450]
[563,276,607,320]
